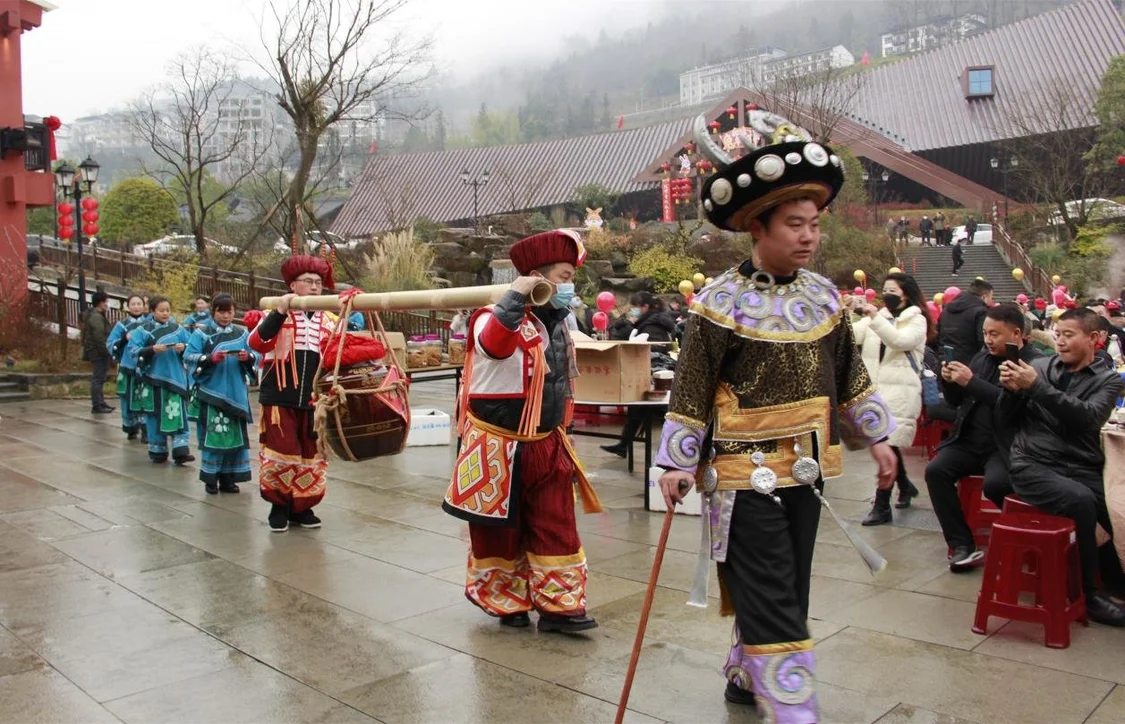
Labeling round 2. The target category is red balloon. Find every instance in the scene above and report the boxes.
[1118,155,1125,167]
[58,227,73,240]
[83,222,99,236]
[595,291,616,314]
[853,286,863,296]
[81,197,99,210]
[58,214,74,227]
[864,288,877,301]
[592,311,609,332]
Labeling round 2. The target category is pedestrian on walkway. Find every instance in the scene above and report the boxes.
[965,216,978,245]
[934,212,947,245]
[82,291,114,414]
[951,239,964,276]
[131,296,194,465]
[106,294,150,439]
[920,215,934,246]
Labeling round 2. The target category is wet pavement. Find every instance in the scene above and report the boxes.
[0,387,1123,724]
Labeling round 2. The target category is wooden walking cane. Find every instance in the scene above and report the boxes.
[615,480,690,724]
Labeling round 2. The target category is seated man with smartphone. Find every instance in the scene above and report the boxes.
[925,303,1042,572]
[999,307,1125,626]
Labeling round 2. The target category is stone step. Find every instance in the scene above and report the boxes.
[0,382,20,391]
[0,391,31,402]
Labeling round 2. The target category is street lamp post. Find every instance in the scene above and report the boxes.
[989,156,1018,229]
[863,169,891,226]
[54,156,100,311]
[459,168,490,231]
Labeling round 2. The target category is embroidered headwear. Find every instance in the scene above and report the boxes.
[692,107,845,232]
[508,230,587,275]
[281,255,335,291]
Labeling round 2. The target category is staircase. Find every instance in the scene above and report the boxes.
[0,374,30,403]
[899,244,1029,302]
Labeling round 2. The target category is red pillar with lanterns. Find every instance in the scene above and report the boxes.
[0,1,55,315]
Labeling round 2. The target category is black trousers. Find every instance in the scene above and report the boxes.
[925,444,1011,549]
[890,446,914,489]
[952,258,965,274]
[90,357,109,408]
[1010,460,1111,596]
[720,486,821,645]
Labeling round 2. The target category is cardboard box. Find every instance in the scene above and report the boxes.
[572,338,652,403]
[646,467,701,516]
[370,331,406,366]
[407,408,452,446]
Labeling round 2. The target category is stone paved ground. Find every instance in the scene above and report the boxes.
[0,385,1123,724]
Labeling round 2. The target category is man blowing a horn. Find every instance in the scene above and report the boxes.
[249,255,337,532]
[442,230,604,634]
[656,111,897,721]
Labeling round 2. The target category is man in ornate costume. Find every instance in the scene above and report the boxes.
[249,256,336,532]
[443,230,604,633]
[657,110,897,722]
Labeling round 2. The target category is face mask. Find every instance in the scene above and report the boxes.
[628,307,641,320]
[549,282,575,310]
[882,293,902,310]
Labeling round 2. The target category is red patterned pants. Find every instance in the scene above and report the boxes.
[259,405,327,513]
[466,431,588,616]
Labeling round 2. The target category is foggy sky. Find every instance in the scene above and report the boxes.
[20,0,747,122]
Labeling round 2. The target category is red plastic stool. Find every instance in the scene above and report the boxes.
[1002,495,1039,515]
[958,476,1002,548]
[973,511,1088,648]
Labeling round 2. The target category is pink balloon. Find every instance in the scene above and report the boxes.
[943,286,961,301]
[853,286,864,296]
[926,301,940,317]
[1016,293,1028,304]
[864,288,877,301]
[1051,288,1066,306]
[596,291,616,314]
[592,311,609,332]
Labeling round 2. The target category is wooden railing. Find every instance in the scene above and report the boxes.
[992,224,1052,298]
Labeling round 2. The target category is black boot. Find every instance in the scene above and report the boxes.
[537,612,598,633]
[895,479,920,509]
[268,504,289,532]
[862,488,893,526]
[600,443,627,458]
[724,681,756,705]
[499,612,530,628]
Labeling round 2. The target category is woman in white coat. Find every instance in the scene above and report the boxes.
[851,273,935,526]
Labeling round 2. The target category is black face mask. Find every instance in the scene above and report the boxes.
[882,293,902,310]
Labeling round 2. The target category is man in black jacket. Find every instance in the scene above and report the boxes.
[1001,308,1125,626]
[82,292,115,414]
[938,279,992,366]
[951,239,965,275]
[926,304,1040,571]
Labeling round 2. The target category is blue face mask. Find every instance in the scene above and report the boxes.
[628,307,642,319]
[549,282,575,310]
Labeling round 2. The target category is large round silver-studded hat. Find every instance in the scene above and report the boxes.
[695,108,845,232]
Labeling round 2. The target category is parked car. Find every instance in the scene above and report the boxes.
[133,235,236,257]
[950,223,993,245]
[1048,198,1125,226]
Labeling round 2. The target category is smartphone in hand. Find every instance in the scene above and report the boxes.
[942,345,955,364]
[1005,343,1020,364]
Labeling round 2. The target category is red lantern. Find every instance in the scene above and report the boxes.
[83,222,99,236]
[58,214,74,227]
[707,120,721,135]
[81,197,99,211]
[747,104,759,111]
[59,227,74,240]
[82,210,97,223]
[684,141,695,156]
[660,161,671,175]
[57,202,74,215]
[727,105,737,120]
[1118,154,1125,167]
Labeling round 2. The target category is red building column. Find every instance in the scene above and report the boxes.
[0,1,54,314]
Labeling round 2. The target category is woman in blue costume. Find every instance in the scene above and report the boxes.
[184,294,260,494]
[130,296,195,464]
[106,294,150,440]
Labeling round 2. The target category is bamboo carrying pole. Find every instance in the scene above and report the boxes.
[259,281,554,313]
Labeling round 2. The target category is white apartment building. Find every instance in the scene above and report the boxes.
[65,112,144,156]
[761,45,856,85]
[679,47,788,105]
[880,14,988,58]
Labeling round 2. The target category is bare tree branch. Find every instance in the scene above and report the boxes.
[761,64,867,144]
[490,163,556,213]
[130,47,274,257]
[254,0,434,245]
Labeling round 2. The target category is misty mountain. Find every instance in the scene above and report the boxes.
[407,0,1073,150]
